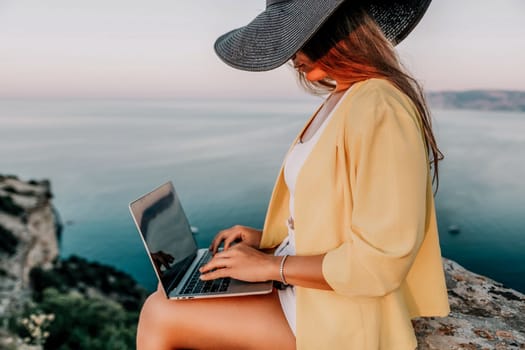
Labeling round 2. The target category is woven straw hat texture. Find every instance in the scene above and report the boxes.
[214,0,431,71]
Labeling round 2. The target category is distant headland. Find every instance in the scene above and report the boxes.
[427,90,525,112]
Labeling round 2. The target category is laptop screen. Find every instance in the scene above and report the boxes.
[130,182,198,296]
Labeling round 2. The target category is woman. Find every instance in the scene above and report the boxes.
[137,0,450,349]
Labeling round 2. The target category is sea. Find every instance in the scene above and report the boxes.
[1,98,524,293]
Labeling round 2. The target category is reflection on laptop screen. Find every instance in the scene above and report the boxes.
[130,182,197,295]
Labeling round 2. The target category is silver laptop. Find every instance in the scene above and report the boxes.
[129,181,273,299]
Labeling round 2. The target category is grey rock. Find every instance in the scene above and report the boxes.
[0,176,59,350]
[413,258,525,349]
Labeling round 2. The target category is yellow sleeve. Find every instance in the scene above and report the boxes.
[322,88,429,297]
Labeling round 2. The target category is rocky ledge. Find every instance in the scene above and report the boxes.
[413,258,525,349]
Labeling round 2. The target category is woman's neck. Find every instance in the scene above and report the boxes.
[334,83,351,92]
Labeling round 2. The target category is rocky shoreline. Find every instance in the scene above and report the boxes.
[1,175,524,349]
[0,175,146,349]
[0,175,59,317]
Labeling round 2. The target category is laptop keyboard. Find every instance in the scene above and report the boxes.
[180,252,231,295]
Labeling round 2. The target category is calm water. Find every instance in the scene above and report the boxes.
[1,99,524,293]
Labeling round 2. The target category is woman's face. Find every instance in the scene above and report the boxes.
[292,51,328,82]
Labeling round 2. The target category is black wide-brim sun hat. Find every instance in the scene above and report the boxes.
[214,0,432,72]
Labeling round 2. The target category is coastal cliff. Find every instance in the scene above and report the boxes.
[0,175,524,349]
[0,176,59,316]
[0,175,146,349]
[427,90,525,112]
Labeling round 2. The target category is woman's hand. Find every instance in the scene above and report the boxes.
[209,225,262,254]
[199,243,279,282]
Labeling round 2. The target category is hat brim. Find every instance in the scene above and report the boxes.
[214,0,432,72]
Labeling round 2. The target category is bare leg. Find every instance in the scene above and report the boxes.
[137,287,295,350]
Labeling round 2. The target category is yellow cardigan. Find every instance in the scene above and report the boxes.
[260,78,450,349]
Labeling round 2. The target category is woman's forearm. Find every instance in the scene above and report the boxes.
[269,254,333,291]
[200,243,333,290]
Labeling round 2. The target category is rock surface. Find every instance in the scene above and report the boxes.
[413,258,525,349]
[0,175,59,317]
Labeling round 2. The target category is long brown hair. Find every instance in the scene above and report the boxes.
[296,2,443,191]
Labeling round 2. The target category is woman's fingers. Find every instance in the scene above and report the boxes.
[200,250,233,273]
[209,225,263,254]
[199,246,242,279]
[199,244,276,282]
[199,259,228,274]
[223,234,240,251]
[210,230,230,253]
[199,266,231,281]
[209,231,223,253]
[210,226,244,253]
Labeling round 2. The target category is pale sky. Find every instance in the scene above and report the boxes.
[0,0,524,99]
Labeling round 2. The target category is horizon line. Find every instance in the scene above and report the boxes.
[0,88,524,101]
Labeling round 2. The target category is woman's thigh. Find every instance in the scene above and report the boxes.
[137,288,295,350]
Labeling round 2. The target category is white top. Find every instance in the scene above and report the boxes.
[284,87,351,219]
[275,87,352,336]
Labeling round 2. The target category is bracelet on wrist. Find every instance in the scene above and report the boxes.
[279,254,289,286]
